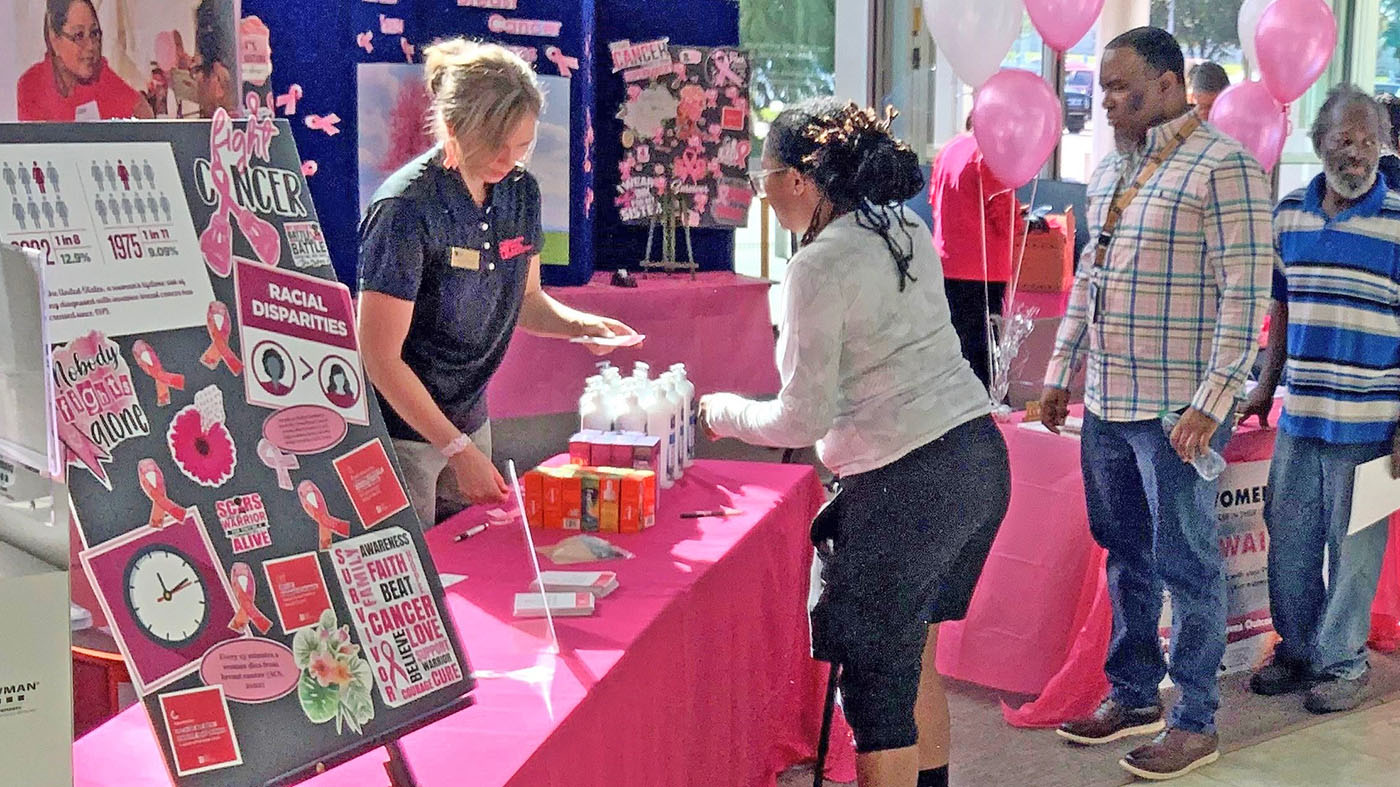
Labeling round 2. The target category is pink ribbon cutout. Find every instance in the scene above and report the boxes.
[200,302,242,375]
[228,562,274,634]
[301,161,318,177]
[258,438,299,491]
[710,49,744,87]
[132,340,184,406]
[304,114,341,136]
[299,480,350,550]
[58,416,110,486]
[400,37,415,62]
[356,32,374,54]
[544,46,579,77]
[376,640,413,688]
[199,123,282,277]
[674,148,708,183]
[138,459,185,528]
[275,84,302,115]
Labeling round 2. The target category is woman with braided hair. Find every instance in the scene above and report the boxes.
[699,98,1011,786]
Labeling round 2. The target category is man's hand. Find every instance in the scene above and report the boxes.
[1039,386,1070,433]
[447,443,509,504]
[575,314,640,356]
[1169,407,1219,463]
[1239,385,1275,428]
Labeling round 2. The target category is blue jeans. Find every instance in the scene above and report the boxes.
[1081,409,1234,734]
[1265,431,1392,680]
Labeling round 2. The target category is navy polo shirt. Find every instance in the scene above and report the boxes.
[358,146,542,442]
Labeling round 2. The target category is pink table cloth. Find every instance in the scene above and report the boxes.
[486,271,780,419]
[72,460,856,786]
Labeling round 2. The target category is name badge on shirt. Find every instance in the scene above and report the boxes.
[450,246,481,271]
[74,101,100,121]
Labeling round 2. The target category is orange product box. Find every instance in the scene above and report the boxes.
[580,469,600,532]
[540,467,568,529]
[641,467,655,529]
[560,470,583,531]
[522,469,545,525]
[619,471,644,534]
[596,468,623,534]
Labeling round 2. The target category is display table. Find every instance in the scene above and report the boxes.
[486,271,781,420]
[931,403,1400,726]
[72,459,856,786]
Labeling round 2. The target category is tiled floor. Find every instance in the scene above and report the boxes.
[777,696,1400,786]
[1164,699,1400,787]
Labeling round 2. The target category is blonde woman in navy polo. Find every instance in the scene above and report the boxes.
[357,39,637,526]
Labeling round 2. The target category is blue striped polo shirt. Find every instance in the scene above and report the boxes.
[1273,175,1400,444]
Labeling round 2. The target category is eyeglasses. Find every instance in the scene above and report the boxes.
[747,166,790,200]
[56,27,103,46]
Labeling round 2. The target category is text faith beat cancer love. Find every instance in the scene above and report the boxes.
[332,530,462,707]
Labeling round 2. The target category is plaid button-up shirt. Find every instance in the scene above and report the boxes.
[1044,112,1272,423]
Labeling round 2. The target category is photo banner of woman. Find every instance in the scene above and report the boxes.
[3,0,239,122]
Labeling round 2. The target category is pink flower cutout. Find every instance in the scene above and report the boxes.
[166,406,236,487]
[310,652,338,687]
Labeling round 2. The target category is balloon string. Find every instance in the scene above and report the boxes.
[1005,176,1040,317]
[978,170,994,393]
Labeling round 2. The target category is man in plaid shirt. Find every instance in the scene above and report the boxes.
[1039,27,1272,781]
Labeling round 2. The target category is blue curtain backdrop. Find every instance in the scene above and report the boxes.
[242,0,738,288]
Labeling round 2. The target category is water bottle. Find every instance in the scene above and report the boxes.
[1160,412,1226,481]
[669,364,697,466]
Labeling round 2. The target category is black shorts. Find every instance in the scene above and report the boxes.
[810,415,1011,753]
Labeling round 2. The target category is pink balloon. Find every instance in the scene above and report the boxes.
[1025,0,1106,53]
[1210,81,1288,171]
[1255,0,1337,105]
[972,69,1063,189]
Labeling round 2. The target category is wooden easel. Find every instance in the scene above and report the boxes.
[641,182,698,278]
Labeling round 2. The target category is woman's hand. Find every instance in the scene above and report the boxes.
[575,314,641,355]
[697,395,720,441]
[447,443,509,504]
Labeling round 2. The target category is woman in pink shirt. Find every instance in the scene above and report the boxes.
[17,0,154,121]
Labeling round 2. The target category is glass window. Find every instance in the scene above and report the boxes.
[741,1,837,142]
[1056,30,1098,183]
[1378,0,1400,96]
[736,0,836,287]
[1149,1,1248,88]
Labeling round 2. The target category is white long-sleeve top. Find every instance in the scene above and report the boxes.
[705,208,991,477]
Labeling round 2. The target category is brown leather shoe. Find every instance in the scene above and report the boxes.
[1056,697,1165,745]
[1119,728,1220,781]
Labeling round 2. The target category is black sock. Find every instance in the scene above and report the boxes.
[917,765,949,787]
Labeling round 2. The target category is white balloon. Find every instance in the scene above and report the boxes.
[1238,0,1274,78]
[925,0,1026,89]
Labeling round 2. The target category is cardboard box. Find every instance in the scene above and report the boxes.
[597,468,623,534]
[579,470,600,532]
[1019,207,1075,293]
[619,471,644,534]
[634,470,656,529]
[522,469,544,525]
[560,471,582,531]
[541,467,569,530]
[625,434,662,478]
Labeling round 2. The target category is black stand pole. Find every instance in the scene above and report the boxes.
[383,739,419,787]
[813,661,841,787]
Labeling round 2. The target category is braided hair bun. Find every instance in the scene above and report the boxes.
[768,98,926,290]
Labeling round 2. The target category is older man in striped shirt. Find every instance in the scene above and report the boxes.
[1241,85,1400,716]
[1039,27,1272,781]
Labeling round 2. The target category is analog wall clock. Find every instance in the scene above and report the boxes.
[80,507,239,695]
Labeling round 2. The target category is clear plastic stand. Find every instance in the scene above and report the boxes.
[466,460,561,720]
